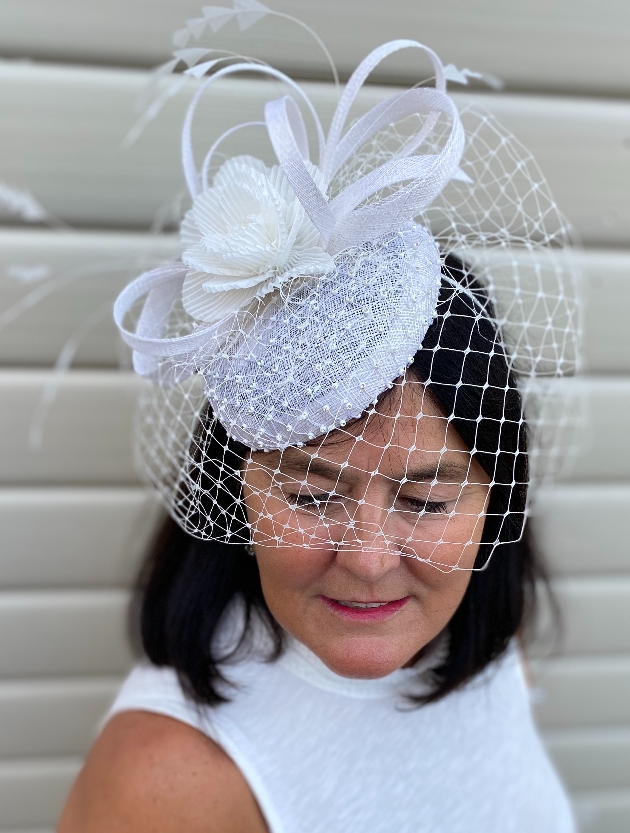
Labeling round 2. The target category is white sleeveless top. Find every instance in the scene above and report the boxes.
[108,634,575,833]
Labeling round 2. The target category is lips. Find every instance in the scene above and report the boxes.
[336,601,391,609]
[320,595,409,621]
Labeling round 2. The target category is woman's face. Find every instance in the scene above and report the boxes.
[242,382,491,679]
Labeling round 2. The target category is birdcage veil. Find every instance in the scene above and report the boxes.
[114,9,580,569]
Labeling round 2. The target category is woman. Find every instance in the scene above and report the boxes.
[59,13,578,832]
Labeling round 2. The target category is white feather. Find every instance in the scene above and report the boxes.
[0,182,49,222]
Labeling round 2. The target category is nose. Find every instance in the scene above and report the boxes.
[334,504,401,581]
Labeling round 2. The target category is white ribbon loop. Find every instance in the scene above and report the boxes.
[114,263,222,382]
[322,40,448,180]
[325,90,438,186]
[131,274,183,378]
[327,90,463,235]
[181,62,327,198]
[117,40,468,383]
[262,42,465,253]
[264,96,335,243]
[178,38,464,254]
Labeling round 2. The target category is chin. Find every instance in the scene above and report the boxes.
[316,635,409,679]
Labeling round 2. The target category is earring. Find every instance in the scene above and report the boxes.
[245,543,256,556]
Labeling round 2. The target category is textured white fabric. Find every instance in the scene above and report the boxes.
[203,221,441,449]
[107,641,575,833]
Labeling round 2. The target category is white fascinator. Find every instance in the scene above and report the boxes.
[114,4,580,561]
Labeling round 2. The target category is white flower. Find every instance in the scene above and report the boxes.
[180,155,334,323]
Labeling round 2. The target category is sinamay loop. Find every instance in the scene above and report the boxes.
[115,23,581,567]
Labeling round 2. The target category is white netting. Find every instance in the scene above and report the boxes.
[115,43,581,571]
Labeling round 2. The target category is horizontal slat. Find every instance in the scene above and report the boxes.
[0,488,162,587]
[0,590,133,678]
[2,484,626,591]
[0,785,628,833]
[0,657,630,756]
[1,371,629,484]
[544,727,630,791]
[1,1,630,95]
[0,677,120,758]
[0,370,140,484]
[1,63,630,245]
[541,577,630,657]
[572,789,630,833]
[2,233,628,373]
[0,757,79,829]
[534,484,630,576]
[580,250,630,374]
[453,93,630,249]
[2,754,626,833]
[5,567,627,678]
[1,656,629,760]
[0,578,626,681]
[5,762,627,833]
[533,656,630,729]
[1,659,630,759]
[568,377,630,482]
[0,778,628,833]
[0,229,179,366]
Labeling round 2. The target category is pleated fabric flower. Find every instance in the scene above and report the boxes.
[181,155,334,322]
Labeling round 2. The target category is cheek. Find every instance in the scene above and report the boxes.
[409,516,486,569]
[243,480,327,549]
[255,545,333,602]
[408,556,473,620]
[411,489,489,569]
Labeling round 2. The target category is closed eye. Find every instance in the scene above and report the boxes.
[287,493,449,515]
[285,492,341,509]
[396,497,449,514]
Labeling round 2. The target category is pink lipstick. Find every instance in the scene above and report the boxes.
[320,596,409,621]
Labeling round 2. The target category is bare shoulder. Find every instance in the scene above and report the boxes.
[57,710,268,833]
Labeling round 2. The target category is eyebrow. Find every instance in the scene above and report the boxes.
[270,450,471,484]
